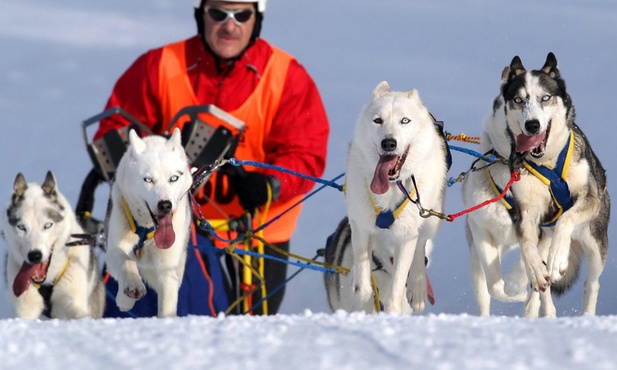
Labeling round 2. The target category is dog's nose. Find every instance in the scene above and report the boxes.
[525,120,541,135]
[381,138,397,152]
[158,200,172,215]
[27,250,42,264]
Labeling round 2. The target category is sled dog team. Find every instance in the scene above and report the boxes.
[2,53,610,319]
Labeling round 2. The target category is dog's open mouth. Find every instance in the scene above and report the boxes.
[13,258,51,297]
[147,203,175,250]
[516,122,551,158]
[370,146,409,195]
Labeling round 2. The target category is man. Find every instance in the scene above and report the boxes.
[95,0,329,316]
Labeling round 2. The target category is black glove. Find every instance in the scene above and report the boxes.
[227,168,281,211]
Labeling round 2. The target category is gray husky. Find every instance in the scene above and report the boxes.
[462,52,610,317]
[2,171,105,319]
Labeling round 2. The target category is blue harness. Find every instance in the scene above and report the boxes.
[488,131,575,227]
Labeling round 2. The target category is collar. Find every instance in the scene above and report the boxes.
[121,197,156,258]
[369,183,415,229]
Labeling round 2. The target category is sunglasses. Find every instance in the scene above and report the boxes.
[205,6,255,26]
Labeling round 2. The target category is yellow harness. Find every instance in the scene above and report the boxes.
[487,131,575,227]
[369,187,416,229]
[121,197,156,258]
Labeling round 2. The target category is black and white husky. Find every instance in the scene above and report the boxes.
[325,81,447,314]
[2,171,105,319]
[462,52,610,317]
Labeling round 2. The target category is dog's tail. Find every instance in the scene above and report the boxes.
[551,242,583,296]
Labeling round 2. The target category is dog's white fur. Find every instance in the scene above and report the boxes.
[324,217,434,314]
[105,128,192,317]
[344,81,447,314]
[2,171,105,319]
[463,53,610,317]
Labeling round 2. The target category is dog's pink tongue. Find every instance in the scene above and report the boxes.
[13,262,40,297]
[427,274,435,305]
[370,155,397,195]
[516,132,546,153]
[154,214,175,249]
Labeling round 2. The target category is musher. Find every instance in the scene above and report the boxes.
[92,0,329,316]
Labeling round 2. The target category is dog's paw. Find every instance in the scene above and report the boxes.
[526,261,551,292]
[116,292,137,312]
[117,278,146,311]
[408,285,427,314]
[123,286,145,300]
[409,295,426,314]
[547,252,569,283]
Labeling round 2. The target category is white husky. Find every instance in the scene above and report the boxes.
[2,171,105,319]
[462,53,610,317]
[105,128,193,317]
[342,81,448,314]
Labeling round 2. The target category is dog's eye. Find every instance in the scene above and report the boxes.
[170,175,179,183]
[143,177,153,183]
[373,117,383,125]
[43,222,53,230]
[16,224,26,232]
[514,97,524,104]
[541,95,551,102]
[400,117,411,124]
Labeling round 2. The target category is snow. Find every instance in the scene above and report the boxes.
[2,0,617,369]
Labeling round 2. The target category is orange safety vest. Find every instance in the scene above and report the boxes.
[158,40,303,244]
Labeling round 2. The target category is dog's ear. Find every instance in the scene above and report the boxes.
[541,52,560,78]
[500,66,510,86]
[41,171,57,196]
[167,128,182,150]
[12,173,28,198]
[128,129,146,155]
[404,88,419,100]
[508,56,526,79]
[372,81,391,98]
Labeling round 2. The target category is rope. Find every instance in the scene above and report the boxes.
[448,145,498,162]
[228,158,345,192]
[446,170,520,222]
[245,252,321,315]
[189,137,517,314]
[446,132,481,145]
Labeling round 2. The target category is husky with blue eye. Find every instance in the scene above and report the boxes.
[105,128,192,318]
[463,52,610,317]
[325,81,448,315]
[2,171,105,319]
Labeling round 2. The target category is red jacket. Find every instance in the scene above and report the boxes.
[96,36,329,241]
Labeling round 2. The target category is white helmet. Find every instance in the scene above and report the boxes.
[193,0,266,13]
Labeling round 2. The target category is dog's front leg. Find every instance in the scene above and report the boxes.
[51,254,91,319]
[546,217,576,283]
[406,237,427,314]
[155,272,181,317]
[349,222,374,313]
[12,288,45,319]
[547,192,599,284]
[516,216,550,292]
[384,234,418,314]
[106,230,146,311]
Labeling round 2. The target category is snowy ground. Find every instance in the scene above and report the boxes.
[2,312,617,370]
[2,1,617,369]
